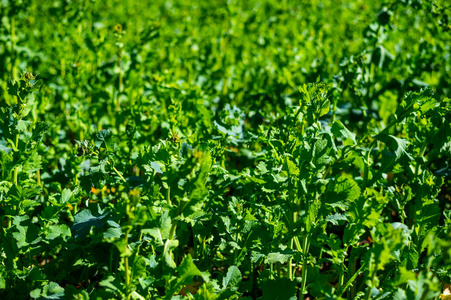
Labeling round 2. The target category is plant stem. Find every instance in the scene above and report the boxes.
[288,238,294,280]
[163,218,179,257]
[124,204,132,300]
[347,257,357,299]
[109,250,114,273]
[37,169,41,186]
[112,166,127,183]
[12,133,19,185]
[167,186,171,206]
[415,140,428,176]
[331,98,337,123]
[364,287,372,300]
[300,233,310,300]
[11,16,16,79]
[221,7,230,97]
[125,255,130,300]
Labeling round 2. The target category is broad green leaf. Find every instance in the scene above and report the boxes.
[95,129,113,149]
[16,120,31,132]
[165,255,209,299]
[325,175,361,209]
[23,152,42,173]
[46,225,71,240]
[99,275,123,294]
[103,220,122,239]
[393,267,416,286]
[392,289,407,300]
[286,157,300,176]
[331,120,356,145]
[12,216,41,248]
[306,199,320,232]
[326,213,348,225]
[222,266,242,289]
[266,252,292,264]
[394,88,435,122]
[71,209,109,238]
[164,239,180,268]
[194,283,218,300]
[0,272,5,289]
[150,161,163,174]
[32,282,64,300]
[376,134,413,161]
[60,188,72,204]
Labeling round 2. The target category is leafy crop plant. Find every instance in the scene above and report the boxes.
[0,0,450,299]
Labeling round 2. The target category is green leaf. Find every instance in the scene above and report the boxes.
[194,283,218,300]
[99,275,123,294]
[30,289,41,298]
[266,252,292,264]
[394,88,435,122]
[37,282,65,299]
[306,199,320,232]
[12,216,41,248]
[71,209,110,238]
[150,161,163,174]
[16,120,31,132]
[60,188,72,204]
[95,129,113,150]
[393,267,416,286]
[46,225,71,240]
[222,266,241,289]
[285,158,300,176]
[23,152,42,173]
[163,239,179,268]
[165,255,209,299]
[331,120,356,145]
[326,213,348,225]
[0,272,5,289]
[392,289,407,300]
[376,134,413,161]
[7,78,19,96]
[325,175,360,209]
[103,220,122,239]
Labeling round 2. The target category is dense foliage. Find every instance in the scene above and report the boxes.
[1,0,450,299]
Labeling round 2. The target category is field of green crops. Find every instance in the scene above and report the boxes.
[1,0,451,299]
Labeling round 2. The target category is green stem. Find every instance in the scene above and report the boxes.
[331,98,337,123]
[363,148,371,188]
[109,250,114,273]
[61,58,66,77]
[12,133,19,185]
[167,186,171,206]
[300,234,310,300]
[125,255,130,300]
[117,46,123,111]
[163,218,179,256]
[221,8,230,97]
[364,287,372,300]
[288,239,293,280]
[112,166,127,183]
[11,16,16,79]
[124,205,132,300]
[338,261,365,298]
[347,257,358,299]
[37,169,41,186]
[415,140,428,176]
[91,150,127,184]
